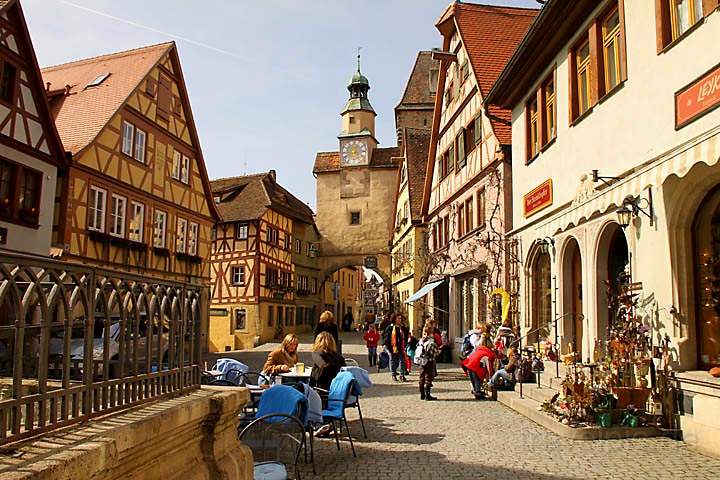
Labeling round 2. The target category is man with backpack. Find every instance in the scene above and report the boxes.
[383,313,408,381]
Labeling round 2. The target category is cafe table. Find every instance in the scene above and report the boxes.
[280,366,312,385]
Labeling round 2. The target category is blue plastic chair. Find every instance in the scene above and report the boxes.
[320,371,361,457]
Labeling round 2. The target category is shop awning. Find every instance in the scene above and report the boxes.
[405,280,444,304]
[530,125,720,239]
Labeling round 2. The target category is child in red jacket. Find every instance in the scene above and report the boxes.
[363,323,380,367]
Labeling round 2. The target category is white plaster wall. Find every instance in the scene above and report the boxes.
[0,143,56,257]
[512,4,720,233]
[512,3,720,363]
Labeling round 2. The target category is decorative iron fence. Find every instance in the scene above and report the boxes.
[0,252,205,445]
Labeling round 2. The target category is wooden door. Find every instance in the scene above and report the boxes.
[571,246,583,354]
[693,189,720,369]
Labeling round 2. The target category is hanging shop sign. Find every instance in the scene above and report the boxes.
[675,62,720,129]
[523,179,553,218]
[364,256,378,269]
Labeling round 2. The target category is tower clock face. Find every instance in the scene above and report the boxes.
[341,140,368,166]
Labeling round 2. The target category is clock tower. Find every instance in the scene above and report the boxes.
[339,55,377,167]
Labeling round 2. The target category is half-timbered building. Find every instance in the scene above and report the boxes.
[41,42,219,285]
[209,170,318,351]
[421,3,537,354]
[0,0,66,256]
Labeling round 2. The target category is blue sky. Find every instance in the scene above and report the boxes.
[25,0,539,208]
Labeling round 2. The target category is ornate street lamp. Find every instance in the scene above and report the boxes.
[539,237,554,256]
[616,205,633,229]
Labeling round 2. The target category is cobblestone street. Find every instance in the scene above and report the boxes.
[222,333,720,480]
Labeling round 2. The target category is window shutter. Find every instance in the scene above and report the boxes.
[157,74,172,121]
[655,0,672,53]
[702,0,719,18]
[457,130,465,167]
[567,50,578,121]
[618,0,629,82]
[588,23,601,106]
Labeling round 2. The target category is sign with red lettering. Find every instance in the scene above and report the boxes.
[676,63,720,129]
[523,179,553,218]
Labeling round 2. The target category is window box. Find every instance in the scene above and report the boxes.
[88,229,112,243]
[128,240,148,251]
[176,251,202,264]
[153,246,170,257]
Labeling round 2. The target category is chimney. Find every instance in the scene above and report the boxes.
[64,84,71,96]
[268,169,276,182]
[46,82,51,92]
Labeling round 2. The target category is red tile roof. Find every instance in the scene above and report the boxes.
[441,2,538,144]
[402,128,431,221]
[211,171,315,225]
[41,42,172,154]
[313,146,401,174]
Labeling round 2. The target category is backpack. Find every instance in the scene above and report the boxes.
[378,349,390,370]
[413,342,428,366]
[461,333,474,358]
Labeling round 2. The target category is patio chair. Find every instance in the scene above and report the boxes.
[317,371,362,457]
[239,413,305,480]
[238,370,270,387]
[238,384,315,470]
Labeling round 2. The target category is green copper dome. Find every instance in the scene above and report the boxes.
[348,70,370,88]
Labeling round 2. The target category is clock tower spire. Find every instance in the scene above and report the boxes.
[339,50,377,167]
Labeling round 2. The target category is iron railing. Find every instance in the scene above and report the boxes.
[0,252,205,445]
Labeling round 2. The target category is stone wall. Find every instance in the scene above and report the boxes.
[1,387,253,480]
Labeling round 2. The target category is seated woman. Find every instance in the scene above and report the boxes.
[461,337,496,400]
[489,347,518,388]
[309,331,346,391]
[262,334,299,378]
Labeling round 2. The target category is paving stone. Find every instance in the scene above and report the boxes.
[222,332,720,479]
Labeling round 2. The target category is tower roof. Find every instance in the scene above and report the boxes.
[342,51,375,115]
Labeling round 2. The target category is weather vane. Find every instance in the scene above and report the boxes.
[357,46,362,72]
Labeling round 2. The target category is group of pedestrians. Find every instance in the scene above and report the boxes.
[362,312,444,401]
[460,320,518,400]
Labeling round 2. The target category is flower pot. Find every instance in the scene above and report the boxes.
[597,412,612,427]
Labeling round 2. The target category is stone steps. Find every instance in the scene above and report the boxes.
[495,389,663,440]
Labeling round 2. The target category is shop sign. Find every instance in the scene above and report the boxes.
[676,62,720,129]
[523,179,553,218]
[209,308,228,316]
[364,256,378,269]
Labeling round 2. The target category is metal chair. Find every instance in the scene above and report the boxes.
[316,373,362,457]
[238,370,270,387]
[239,413,305,480]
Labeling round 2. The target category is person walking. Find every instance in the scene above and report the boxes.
[415,324,440,400]
[363,323,380,367]
[315,310,340,352]
[383,313,408,382]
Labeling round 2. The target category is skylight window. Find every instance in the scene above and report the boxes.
[86,72,110,88]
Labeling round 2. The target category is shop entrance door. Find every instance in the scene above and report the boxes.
[571,243,583,355]
[693,188,720,369]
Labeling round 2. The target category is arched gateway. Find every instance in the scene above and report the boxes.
[313,60,398,310]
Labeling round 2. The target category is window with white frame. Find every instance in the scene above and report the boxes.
[134,128,146,163]
[234,309,246,330]
[153,209,167,248]
[109,194,126,237]
[236,222,248,240]
[181,155,190,184]
[121,121,134,156]
[176,217,187,253]
[188,222,198,256]
[171,150,182,180]
[88,186,107,232]
[294,238,301,253]
[231,266,245,286]
[129,201,144,242]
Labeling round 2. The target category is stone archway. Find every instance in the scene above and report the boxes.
[594,221,629,349]
[560,236,583,357]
